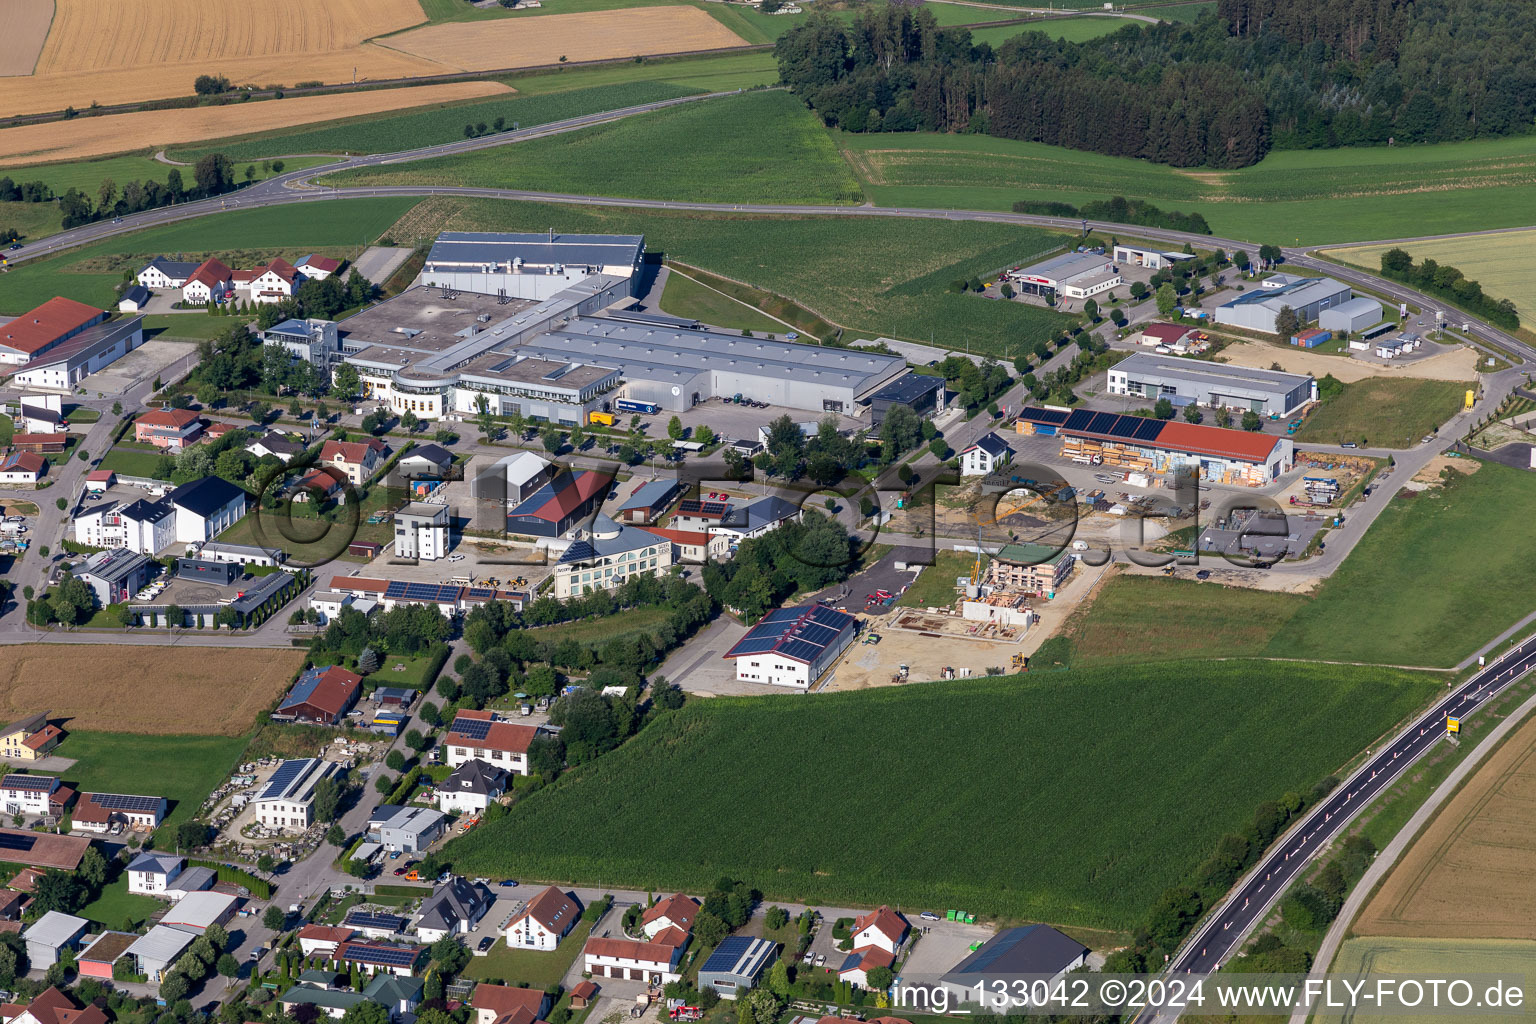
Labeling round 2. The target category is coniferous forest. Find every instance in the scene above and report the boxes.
[775,0,1536,168]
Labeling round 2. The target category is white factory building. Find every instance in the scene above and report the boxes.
[1006,251,1121,301]
[420,232,646,301]
[1106,352,1316,418]
[1214,274,1353,334]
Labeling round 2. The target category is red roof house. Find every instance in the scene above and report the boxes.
[274,665,363,725]
[134,408,203,450]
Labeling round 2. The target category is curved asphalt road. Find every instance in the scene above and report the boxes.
[1141,637,1536,1020]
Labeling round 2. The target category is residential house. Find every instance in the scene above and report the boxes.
[298,925,356,957]
[0,453,46,485]
[435,759,508,816]
[641,526,729,565]
[24,912,88,968]
[364,973,423,1020]
[442,711,541,774]
[582,935,685,984]
[471,984,550,1024]
[17,395,65,433]
[180,258,233,306]
[960,433,1012,477]
[711,495,802,545]
[242,258,301,305]
[124,925,196,982]
[670,497,732,531]
[837,946,896,988]
[372,806,446,854]
[850,905,908,954]
[332,940,423,978]
[393,501,449,561]
[0,713,61,761]
[295,255,342,281]
[0,774,72,818]
[136,258,199,291]
[8,987,108,1024]
[73,497,175,554]
[616,479,682,525]
[0,829,87,871]
[640,894,698,940]
[273,665,363,726]
[126,853,184,895]
[117,285,151,313]
[1135,322,1198,349]
[551,515,672,600]
[342,910,406,940]
[505,885,580,951]
[697,936,778,1000]
[70,792,166,833]
[247,431,306,463]
[295,467,346,505]
[0,889,25,922]
[319,438,387,486]
[277,986,366,1021]
[251,758,342,831]
[167,476,247,543]
[413,877,494,943]
[134,408,203,451]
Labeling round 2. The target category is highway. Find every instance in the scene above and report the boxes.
[1143,638,1536,1022]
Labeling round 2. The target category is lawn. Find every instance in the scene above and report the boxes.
[1323,232,1534,322]
[967,15,1145,47]
[836,131,1536,244]
[444,660,1439,930]
[215,499,392,568]
[0,414,11,446]
[326,91,866,206]
[1270,461,1536,667]
[0,201,68,243]
[387,196,1074,356]
[373,652,447,690]
[97,446,171,479]
[465,916,597,986]
[39,730,250,836]
[141,316,244,341]
[659,269,787,334]
[1294,378,1468,448]
[0,197,416,313]
[78,875,163,931]
[0,154,332,200]
[525,605,674,648]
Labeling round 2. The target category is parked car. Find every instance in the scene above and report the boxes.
[1195,570,1211,580]
[814,953,826,967]
[920,911,940,921]
[801,952,814,965]
[1340,441,1358,448]
[394,867,407,876]
[499,879,519,887]
[478,936,495,953]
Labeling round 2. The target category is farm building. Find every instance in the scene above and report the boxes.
[472,451,555,505]
[71,793,166,833]
[1318,296,1383,333]
[1213,275,1353,333]
[1105,352,1315,418]
[582,935,685,984]
[10,315,144,389]
[421,231,647,300]
[136,258,199,290]
[10,433,66,454]
[1111,245,1198,270]
[616,479,683,524]
[697,936,779,999]
[723,604,858,689]
[938,925,1089,1005]
[1016,407,1295,486]
[274,666,363,726]
[1005,252,1121,301]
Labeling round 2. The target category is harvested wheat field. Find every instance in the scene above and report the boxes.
[6,0,440,116]
[0,81,510,165]
[0,644,304,735]
[1355,711,1536,939]
[1219,340,1479,382]
[379,7,746,74]
[0,0,54,76]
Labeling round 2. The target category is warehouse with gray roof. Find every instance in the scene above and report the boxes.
[1106,352,1315,417]
[420,231,646,301]
[1214,275,1354,333]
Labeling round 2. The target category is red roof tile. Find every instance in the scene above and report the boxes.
[0,453,46,475]
[299,924,356,944]
[185,258,232,290]
[136,408,202,429]
[445,713,537,755]
[1138,322,1192,344]
[583,936,678,965]
[12,433,67,446]
[473,985,546,1020]
[854,905,907,944]
[1151,420,1283,463]
[641,893,698,932]
[510,885,579,934]
[0,298,102,356]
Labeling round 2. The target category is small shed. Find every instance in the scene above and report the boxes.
[569,981,599,1008]
[348,540,382,558]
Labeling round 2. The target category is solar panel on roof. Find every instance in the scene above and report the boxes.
[0,833,37,853]
[263,760,308,796]
[3,776,55,791]
[384,581,410,599]
[90,794,161,813]
[453,717,493,741]
[759,607,801,624]
[1063,409,1094,431]
[778,639,825,664]
[345,912,405,931]
[1135,418,1165,441]
[796,623,841,648]
[729,637,781,656]
[348,945,418,966]
[465,588,495,600]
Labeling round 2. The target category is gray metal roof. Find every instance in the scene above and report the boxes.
[557,516,665,565]
[942,924,1088,979]
[1112,351,1311,393]
[24,911,88,947]
[868,371,945,405]
[79,547,150,584]
[618,479,680,512]
[1325,296,1382,316]
[718,496,801,534]
[125,924,195,966]
[228,571,294,614]
[426,232,645,270]
[1016,251,1114,284]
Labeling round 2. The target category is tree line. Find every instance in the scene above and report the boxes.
[0,154,266,233]
[1012,196,1213,235]
[776,0,1536,168]
[1378,248,1519,330]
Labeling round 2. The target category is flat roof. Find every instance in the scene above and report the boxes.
[1014,251,1114,285]
[1220,276,1349,310]
[867,370,946,405]
[426,231,645,270]
[339,288,541,356]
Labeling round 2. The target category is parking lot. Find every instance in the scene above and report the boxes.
[80,339,196,395]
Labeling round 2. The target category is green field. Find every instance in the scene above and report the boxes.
[1151,2,1218,22]
[968,15,1145,47]
[327,91,865,205]
[1270,461,1536,667]
[0,197,416,313]
[836,131,1536,244]
[525,605,675,648]
[1323,937,1536,1024]
[444,661,1438,930]
[169,81,703,164]
[97,446,171,479]
[1323,232,1534,319]
[40,730,249,834]
[0,154,332,199]
[1062,575,1305,663]
[1294,378,1468,448]
[658,268,787,333]
[141,316,242,342]
[896,550,980,608]
[0,201,69,243]
[389,196,1073,355]
[0,415,11,447]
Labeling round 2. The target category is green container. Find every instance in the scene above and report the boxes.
[946,910,956,921]
[965,913,975,923]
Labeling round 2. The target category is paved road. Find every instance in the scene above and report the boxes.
[1143,638,1536,1022]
